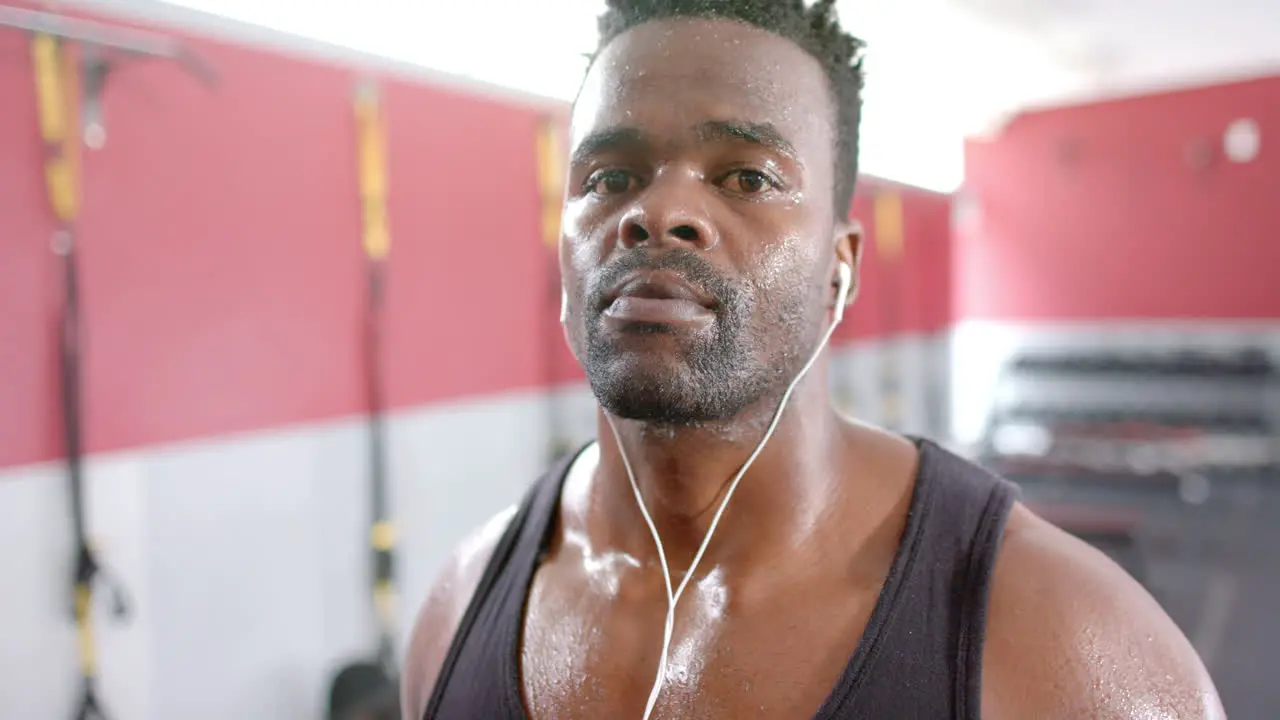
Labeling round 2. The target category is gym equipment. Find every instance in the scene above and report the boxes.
[979,343,1280,706]
[327,78,399,720]
[31,30,130,720]
[535,114,571,463]
[2,5,218,149]
[1008,349,1278,379]
[992,406,1269,434]
[993,346,1278,439]
[9,9,217,719]
[327,663,399,720]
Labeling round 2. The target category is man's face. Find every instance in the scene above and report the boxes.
[562,18,846,426]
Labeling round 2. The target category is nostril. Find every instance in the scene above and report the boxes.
[624,223,651,244]
[671,225,698,242]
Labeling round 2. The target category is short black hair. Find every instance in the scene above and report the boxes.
[592,0,867,219]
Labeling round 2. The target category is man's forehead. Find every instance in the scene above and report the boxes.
[572,17,833,150]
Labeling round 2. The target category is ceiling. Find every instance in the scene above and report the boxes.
[949,0,1280,102]
[57,0,1280,190]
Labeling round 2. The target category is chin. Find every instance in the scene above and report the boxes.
[581,313,773,425]
[585,354,693,423]
[586,324,700,379]
[589,354,765,427]
[592,351,687,394]
[596,389,714,427]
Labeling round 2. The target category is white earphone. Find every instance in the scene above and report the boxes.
[606,258,855,720]
[833,259,853,325]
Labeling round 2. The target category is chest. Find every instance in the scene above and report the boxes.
[518,558,884,720]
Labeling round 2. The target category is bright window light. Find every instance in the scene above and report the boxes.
[158,0,1089,193]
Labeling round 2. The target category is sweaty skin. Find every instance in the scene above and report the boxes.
[403,17,1225,720]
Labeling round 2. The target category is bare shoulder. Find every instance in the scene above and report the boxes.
[400,505,518,720]
[981,504,1225,720]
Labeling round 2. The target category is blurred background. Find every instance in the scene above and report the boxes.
[1,0,1277,718]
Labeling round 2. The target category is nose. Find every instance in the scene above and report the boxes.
[618,174,718,251]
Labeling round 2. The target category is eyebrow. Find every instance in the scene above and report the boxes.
[571,120,800,165]
[694,120,799,161]
[571,126,649,166]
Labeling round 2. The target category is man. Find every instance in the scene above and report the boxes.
[404,1,1224,718]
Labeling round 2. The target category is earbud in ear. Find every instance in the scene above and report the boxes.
[833,261,853,325]
[559,286,568,324]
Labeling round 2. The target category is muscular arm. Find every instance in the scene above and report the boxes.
[400,506,517,720]
[981,505,1226,720]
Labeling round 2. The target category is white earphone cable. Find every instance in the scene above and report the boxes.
[605,263,852,719]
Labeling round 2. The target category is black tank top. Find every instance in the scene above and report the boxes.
[424,438,1018,719]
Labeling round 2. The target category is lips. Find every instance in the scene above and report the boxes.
[606,270,716,308]
[601,270,716,326]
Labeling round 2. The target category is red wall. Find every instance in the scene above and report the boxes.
[0,3,951,469]
[845,183,954,342]
[960,75,1280,321]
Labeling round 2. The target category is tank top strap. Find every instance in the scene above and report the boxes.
[423,444,583,719]
[827,438,1018,719]
[929,443,1021,714]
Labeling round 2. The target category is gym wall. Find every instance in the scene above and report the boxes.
[952,75,1280,443]
[0,2,954,718]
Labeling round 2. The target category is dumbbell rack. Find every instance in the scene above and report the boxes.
[975,347,1280,714]
[980,348,1279,498]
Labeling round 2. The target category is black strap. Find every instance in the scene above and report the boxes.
[954,478,1017,719]
[72,677,113,720]
[366,260,387,540]
[422,451,576,720]
[542,254,567,464]
[364,257,397,669]
[30,36,134,720]
[351,77,396,675]
[60,235,133,720]
[17,17,216,719]
[61,237,86,551]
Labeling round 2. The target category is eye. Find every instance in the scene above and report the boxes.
[584,169,640,196]
[721,169,779,195]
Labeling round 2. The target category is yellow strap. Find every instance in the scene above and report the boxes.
[873,191,904,262]
[354,81,390,260]
[32,33,81,223]
[372,578,398,631]
[370,521,396,551]
[74,584,98,676]
[535,116,565,250]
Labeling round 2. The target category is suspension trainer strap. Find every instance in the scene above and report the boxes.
[354,78,397,670]
[535,116,569,462]
[32,30,130,720]
[17,12,217,718]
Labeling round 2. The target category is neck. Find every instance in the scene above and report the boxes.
[591,366,846,575]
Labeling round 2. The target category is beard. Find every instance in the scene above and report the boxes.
[575,249,814,427]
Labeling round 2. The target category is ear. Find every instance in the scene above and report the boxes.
[832,219,863,307]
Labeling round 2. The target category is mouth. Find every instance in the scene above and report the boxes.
[602,270,716,326]
[605,270,716,307]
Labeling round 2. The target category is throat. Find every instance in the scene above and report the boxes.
[585,411,844,575]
